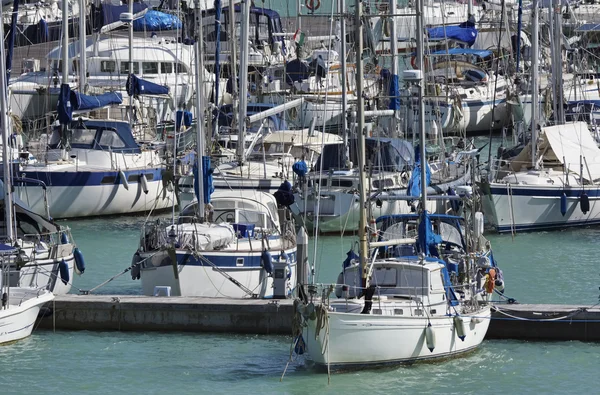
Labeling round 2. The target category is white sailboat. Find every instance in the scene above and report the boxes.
[480,0,600,233]
[293,0,492,369]
[0,5,55,344]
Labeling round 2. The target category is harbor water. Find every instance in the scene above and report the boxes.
[2,138,600,393]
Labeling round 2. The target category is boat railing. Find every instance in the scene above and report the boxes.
[21,227,73,248]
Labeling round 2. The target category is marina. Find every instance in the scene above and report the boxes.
[1,0,600,392]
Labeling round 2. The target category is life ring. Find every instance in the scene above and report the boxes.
[306,0,320,11]
[410,56,429,70]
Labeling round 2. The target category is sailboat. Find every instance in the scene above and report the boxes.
[480,0,600,233]
[132,0,297,299]
[293,0,493,369]
[0,6,55,344]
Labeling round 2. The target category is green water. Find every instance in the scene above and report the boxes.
[2,133,600,393]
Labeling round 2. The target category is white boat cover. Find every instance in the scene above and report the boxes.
[542,122,600,181]
[175,223,236,251]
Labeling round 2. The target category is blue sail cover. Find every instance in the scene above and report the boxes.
[430,48,493,58]
[407,147,431,197]
[101,4,148,25]
[193,156,214,205]
[388,74,400,110]
[427,25,478,47]
[57,84,73,125]
[132,10,182,31]
[126,74,169,96]
[70,91,122,111]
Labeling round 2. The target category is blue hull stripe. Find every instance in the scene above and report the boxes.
[489,186,600,197]
[17,167,164,187]
[159,249,297,268]
[496,218,600,233]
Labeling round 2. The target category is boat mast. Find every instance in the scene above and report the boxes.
[236,0,250,165]
[79,0,87,90]
[228,2,238,131]
[416,0,427,207]
[61,0,70,162]
[0,3,14,241]
[552,0,564,125]
[128,0,134,126]
[194,0,206,219]
[390,0,398,136]
[531,0,539,169]
[213,0,222,139]
[339,0,349,163]
[355,0,368,289]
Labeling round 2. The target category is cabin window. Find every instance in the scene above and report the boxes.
[98,130,126,148]
[175,63,188,73]
[161,63,173,74]
[257,15,270,42]
[142,62,159,74]
[101,61,116,73]
[71,128,96,146]
[330,179,353,188]
[372,179,393,189]
[101,176,116,184]
[372,267,397,287]
[237,209,266,228]
[120,62,140,74]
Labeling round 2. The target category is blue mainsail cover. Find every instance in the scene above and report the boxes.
[193,156,214,205]
[133,10,182,31]
[427,25,478,47]
[388,73,400,111]
[57,84,73,125]
[407,147,431,197]
[101,4,148,25]
[126,74,169,96]
[70,91,122,111]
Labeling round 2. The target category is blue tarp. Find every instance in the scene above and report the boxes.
[70,91,123,111]
[176,110,193,127]
[132,10,182,31]
[429,48,492,58]
[285,58,310,85]
[193,156,214,205]
[126,74,169,96]
[427,25,478,47]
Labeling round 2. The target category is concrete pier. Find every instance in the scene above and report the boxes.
[38,296,600,341]
[39,295,294,334]
[488,304,600,342]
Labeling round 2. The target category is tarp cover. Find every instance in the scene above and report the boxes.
[71,91,123,111]
[132,10,182,31]
[542,122,600,181]
[427,25,478,47]
[126,74,169,96]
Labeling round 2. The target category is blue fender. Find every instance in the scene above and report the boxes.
[59,259,69,285]
[74,247,85,274]
[261,250,273,275]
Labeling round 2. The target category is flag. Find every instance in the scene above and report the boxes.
[293,29,305,46]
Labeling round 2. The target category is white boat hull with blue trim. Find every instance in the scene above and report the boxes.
[304,305,490,368]
[136,190,297,298]
[0,288,54,344]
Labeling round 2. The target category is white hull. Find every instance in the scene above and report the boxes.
[0,289,54,344]
[422,98,509,134]
[482,182,600,232]
[13,256,75,295]
[304,306,490,368]
[140,248,297,298]
[15,179,174,218]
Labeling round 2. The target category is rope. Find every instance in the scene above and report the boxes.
[493,305,595,322]
[79,252,157,294]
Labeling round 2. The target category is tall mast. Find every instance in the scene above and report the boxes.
[194,0,206,218]
[128,0,134,126]
[228,2,238,131]
[552,0,564,125]
[416,0,427,208]
[236,0,250,164]
[389,0,398,136]
[62,0,69,85]
[531,0,539,169]
[339,0,349,163]
[0,4,14,241]
[355,0,368,289]
[79,0,87,90]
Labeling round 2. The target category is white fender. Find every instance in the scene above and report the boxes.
[140,173,149,194]
[119,170,129,190]
[454,315,466,341]
[425,323,436,352]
